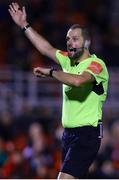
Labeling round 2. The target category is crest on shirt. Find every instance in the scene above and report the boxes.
[87,61,103,74]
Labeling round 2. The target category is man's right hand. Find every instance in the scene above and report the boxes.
[8,2,28,28]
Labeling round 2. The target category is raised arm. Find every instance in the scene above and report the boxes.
[8,2,58,63]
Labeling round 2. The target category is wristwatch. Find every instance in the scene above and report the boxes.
[49,68,57,77]
[22,24,30,32]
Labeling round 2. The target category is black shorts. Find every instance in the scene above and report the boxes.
[60,124,102,178]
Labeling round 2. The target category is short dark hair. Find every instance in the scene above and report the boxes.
[69,24,90,41]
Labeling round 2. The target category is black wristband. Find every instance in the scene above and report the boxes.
[49,68,57,77]
[22,24,30,32]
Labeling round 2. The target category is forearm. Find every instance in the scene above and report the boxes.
[24,27,52,54]
[33,67,94,85]
[51,70,87,87]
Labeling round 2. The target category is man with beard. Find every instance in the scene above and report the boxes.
[8,2,109,179]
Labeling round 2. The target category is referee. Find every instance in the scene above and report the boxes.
[8,2,109,179]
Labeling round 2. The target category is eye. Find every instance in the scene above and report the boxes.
[73,37,79,41]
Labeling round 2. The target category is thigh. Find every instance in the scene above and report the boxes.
[61,127,101,178]
[61,130,72,162]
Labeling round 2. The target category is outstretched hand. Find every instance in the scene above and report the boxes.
[33,67,51,78]
[8,2,28,28]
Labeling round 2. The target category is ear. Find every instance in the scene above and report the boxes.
[84,40,91,49]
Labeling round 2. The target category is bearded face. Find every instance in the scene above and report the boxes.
[66,28,85,60]
[67,47,84,60]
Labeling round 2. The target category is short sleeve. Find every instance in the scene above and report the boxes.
[56,50,69,69]
[84,61,108,85]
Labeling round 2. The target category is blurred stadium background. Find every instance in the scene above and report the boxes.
[0,0,119,178]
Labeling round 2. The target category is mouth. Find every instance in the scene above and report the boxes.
[68,48,77,52]
[67,47,84,59]
[67,48,77,58]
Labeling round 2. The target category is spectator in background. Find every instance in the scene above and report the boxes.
[8,2,109,179]
[23,122,54,178]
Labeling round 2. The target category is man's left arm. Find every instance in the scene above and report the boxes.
[33,67,95,87]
